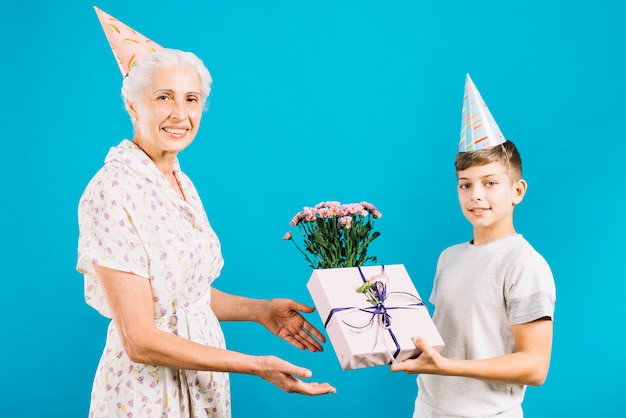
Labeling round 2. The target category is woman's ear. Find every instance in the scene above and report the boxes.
[126,99,138,122]
[513,178,528,205]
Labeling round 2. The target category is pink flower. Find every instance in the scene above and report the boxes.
[317,208,331,219]
[367,273,388,285]
[283,231,293,240]
[344,204,358,216]
[337,216,353,229]
[361,201,382,218]
[303,207,317,221]
[315,201,340,209]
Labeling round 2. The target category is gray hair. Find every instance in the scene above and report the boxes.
[121,48,213,112]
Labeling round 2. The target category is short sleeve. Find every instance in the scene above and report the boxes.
[429,250,447,306]
[505,248,556,325]
[77,173,150,315]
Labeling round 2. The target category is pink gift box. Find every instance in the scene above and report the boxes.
[307,264,444,370]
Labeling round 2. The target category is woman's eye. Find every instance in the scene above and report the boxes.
[157,95,170,101]
[187,96,199,103]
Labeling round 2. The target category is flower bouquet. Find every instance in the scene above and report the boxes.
[285,200,444,370]
[283,201,382,269]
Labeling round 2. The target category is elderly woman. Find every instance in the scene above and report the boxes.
[77,46,335,417]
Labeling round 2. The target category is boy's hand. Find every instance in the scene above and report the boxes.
[390,337,444,374]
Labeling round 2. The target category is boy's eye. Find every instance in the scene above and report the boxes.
[485,181,497,187]
[458,183,470,190]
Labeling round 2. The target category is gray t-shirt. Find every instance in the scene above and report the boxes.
[415,234,556,417]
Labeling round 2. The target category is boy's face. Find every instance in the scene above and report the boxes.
[456,162,527,244]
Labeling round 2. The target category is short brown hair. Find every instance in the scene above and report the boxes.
[455,140,522,182]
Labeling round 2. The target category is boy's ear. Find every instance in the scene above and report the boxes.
[513,179,528,205]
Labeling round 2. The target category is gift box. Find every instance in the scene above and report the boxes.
[307,264,444,370]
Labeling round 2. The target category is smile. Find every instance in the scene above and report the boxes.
[470,207,490,214]
[163,127,188,135]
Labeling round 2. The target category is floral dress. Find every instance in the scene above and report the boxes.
[77,140,231,417]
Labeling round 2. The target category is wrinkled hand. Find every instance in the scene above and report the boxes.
[258,298,326,352]
[256,355,336,395]
[390,337,445,374]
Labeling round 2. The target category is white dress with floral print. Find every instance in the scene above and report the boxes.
[77,140,231,417]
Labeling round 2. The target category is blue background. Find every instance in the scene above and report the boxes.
[1,0,624,416]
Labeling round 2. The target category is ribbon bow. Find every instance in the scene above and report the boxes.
[324,265,424,364]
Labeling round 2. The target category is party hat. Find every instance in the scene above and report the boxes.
[94,6,163,76]
[459,74,507,152]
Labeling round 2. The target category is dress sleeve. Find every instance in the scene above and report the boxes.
[77,174,150,315]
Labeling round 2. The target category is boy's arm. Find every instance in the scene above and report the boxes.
[390,318,553,386]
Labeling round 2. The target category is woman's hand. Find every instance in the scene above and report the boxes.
[257,299,326,352]
[210,289,326,351]
[255,355,336,395]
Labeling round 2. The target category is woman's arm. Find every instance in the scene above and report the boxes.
[94,263,335,395]
[210,287,326,352]
[390,319,553,386]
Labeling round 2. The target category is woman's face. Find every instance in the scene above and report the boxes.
[128,64,204,158]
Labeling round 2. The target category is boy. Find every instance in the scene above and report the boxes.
[391,75,556,418]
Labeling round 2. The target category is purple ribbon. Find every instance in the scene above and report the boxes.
[323,265,424,363]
